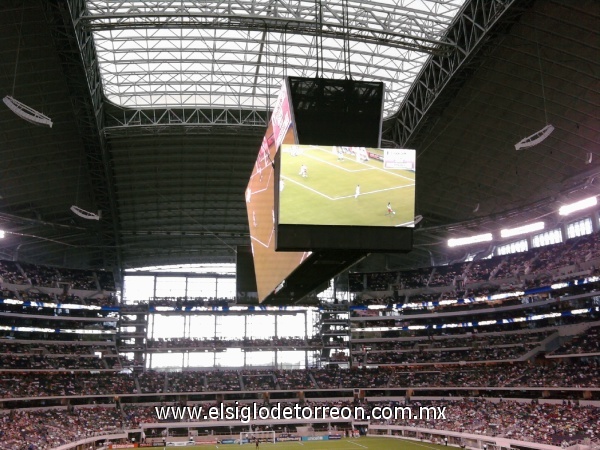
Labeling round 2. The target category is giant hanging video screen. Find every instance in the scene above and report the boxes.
[277,145,416,227]
[246,77,413,303]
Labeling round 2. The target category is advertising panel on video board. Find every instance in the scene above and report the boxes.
[277,145,416,228]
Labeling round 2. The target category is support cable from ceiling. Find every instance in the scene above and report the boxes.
[11,2,25,97]
[315,0,323,78]
[342,0,351,79]
[535,19,549,126]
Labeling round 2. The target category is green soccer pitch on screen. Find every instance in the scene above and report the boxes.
[277,145,416,228]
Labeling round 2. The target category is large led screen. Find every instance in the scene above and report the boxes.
[278,145,416,227]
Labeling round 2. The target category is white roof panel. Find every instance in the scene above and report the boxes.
[86,0,466,117]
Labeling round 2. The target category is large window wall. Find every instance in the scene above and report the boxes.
[146,310,316,370]
[123,264,236,303]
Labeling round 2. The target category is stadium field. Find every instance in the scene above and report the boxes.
[278,146,416,227]
[163,437,447,450]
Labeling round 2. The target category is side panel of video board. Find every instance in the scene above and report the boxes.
[245,85,310,302]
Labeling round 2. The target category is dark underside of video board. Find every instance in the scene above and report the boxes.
[277,224,413,252]
[287,77,384,147]
[261,249,368,305]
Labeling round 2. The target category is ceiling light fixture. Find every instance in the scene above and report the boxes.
[514,124,554,150]
[448,233,493,248]
[4,5,53,128]
[558,196,598,216]
[500,221,545,238]
[3,96,53,128]
[515,19,553,151]
[70,206,101,220]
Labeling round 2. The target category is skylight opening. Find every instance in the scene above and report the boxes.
[86,1,467,116]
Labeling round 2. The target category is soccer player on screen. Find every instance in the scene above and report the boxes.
[386,202,396,215]
[355,184,360,199]
[299,164,307,178]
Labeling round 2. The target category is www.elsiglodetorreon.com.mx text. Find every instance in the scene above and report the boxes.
[154,402,447,423]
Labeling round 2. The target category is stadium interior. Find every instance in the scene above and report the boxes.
[0,1,599,450]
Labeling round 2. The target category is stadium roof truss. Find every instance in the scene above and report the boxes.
[9,0,586,277]
[82,0,475,133]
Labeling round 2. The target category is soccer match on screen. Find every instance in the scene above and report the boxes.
[278,145,416,227]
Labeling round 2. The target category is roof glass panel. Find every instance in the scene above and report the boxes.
[85,0,466,117]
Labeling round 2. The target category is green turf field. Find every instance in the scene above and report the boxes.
[279,146,415,227]
[162,437,448,450]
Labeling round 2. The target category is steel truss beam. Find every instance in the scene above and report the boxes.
[385,0,532,146]
[44,0,122,276]
[82,1,459,55]
[104,106,267,137]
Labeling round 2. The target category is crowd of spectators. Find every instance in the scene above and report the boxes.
[0,372,136,399]
[166,372,205,393]
[428,265,460,287]
[0,260,117,306]
[3,359,598,400]
[97,271,116,291]
[206,371,241,391]
[353,330,554,353]
[1,286,117,307]
[2,406,124,450]
[370,398,599,446]
[364,272,397,291]
[398,268,432,289]
[242,371,277,390]
[147,336,320,350]
[552,326,600,356]
[0,354,108,370]
[0,341,117,355]
[509,360,599,388]
[0,260,29,285]
[17,263,98,291]
[365,344,537,365]
[273,369,315,390]
[2,397,598,450]
[349,231,600,301]
[137,371,167,393]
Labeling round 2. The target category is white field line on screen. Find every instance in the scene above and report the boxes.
[250,226,274,249]
[410,440,445,450]
[248,165,274,197]
[303,152,376,173]
[313,146,415,182]
[248,186,269,197]
[306,447,367,450]
[396,221,415,227]
[281,176,335,200]
[347,441,369,449]
[334,183,415,200]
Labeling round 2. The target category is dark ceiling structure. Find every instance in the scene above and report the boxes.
[0,0,598,285]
